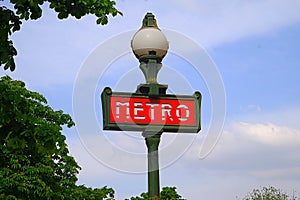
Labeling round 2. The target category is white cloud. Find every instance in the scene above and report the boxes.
[183,121,300,177]
[70,120,300,178]
[240,104,262,112]
[232,122,300,146]
[234,105,300,130]
[251,167,300,179]
[155,0,300,47]
[166,120,300,199]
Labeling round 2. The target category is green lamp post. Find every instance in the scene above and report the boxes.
[101,12,201,200]
[131,13,169,200]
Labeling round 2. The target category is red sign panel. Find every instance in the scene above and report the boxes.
[101,87,201,133]
[110,96,196,126]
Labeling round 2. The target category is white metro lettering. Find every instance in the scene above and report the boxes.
[161,103,173,121]
[145,103,159,120]
[176,104,189,121]
[116,102,130,119]
[134,102,146,120]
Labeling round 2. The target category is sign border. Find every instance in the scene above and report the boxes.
[101,87,201,133]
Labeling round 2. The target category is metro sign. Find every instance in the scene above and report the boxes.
[101,87,201,133]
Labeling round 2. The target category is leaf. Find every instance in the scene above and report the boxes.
[7,137,26,150]
[97,15,108,25]
[9,60,16,71]
[58,12,68,19]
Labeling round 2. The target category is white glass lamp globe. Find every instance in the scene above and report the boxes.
[131,27,169,60]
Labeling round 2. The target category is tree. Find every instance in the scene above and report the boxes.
[241,186,298,200]
[0,0,122,71]
[127,187,185,200]
[0,75,114,199]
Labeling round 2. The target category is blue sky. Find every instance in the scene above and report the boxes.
[1,0,300,199]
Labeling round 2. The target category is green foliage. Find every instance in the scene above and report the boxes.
[0,6,21,71]
[241,186,298,200]
[128,192,148,200]
[160,187,185,200]
[71,185,115,200]
[0,0,122,71]
[0,75,114,199]
[127,187,185,200]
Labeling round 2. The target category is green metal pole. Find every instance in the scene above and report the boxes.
[135,14,166,199]
[143,132,161,200]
